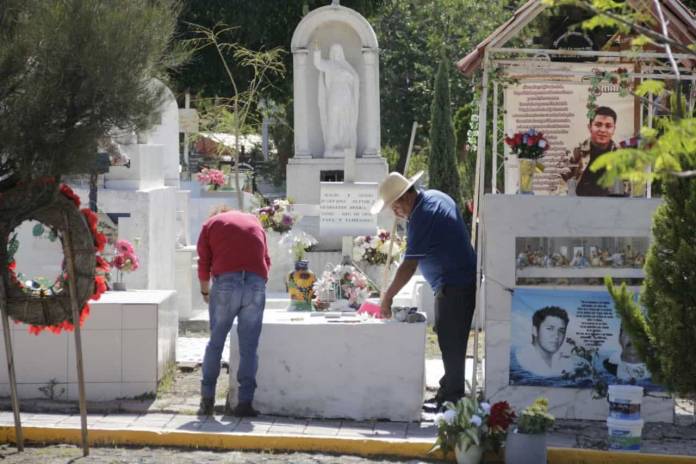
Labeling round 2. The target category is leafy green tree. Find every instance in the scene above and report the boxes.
[373,0,521,174]
[606,141,696,395]
[187,23,286,209]
[541,0,696,397]
[0,0,183,190]
[428,53,462,209]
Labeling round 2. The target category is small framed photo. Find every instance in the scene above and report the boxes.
[573,246,584,258]
[589,246,598,258]
[559,246,568,258]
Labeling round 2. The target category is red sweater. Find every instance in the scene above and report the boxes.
[197,211,270,281]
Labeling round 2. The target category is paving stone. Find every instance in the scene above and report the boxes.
[233,417,274,434]
[303,419,342,436]
[268,418,307,435]
[338,421,375,438]
[373,421,408,439]
[405,422,437,441]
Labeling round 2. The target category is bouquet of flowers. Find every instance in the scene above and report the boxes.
[111,239,139,283]
[352,228,405,265]
[433,396,516,454]
[254,199,297,233]
[313,263,371,310]
[504,128,549,160]
[197,168,226,190]
[279,229,317,262]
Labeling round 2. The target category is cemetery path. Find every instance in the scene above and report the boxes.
[0,445,435,463]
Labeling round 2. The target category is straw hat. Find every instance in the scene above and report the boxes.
[370,171,424,214]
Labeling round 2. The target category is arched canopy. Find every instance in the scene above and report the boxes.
[291,5,378,52]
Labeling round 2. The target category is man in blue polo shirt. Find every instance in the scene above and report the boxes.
[371,171,477,408]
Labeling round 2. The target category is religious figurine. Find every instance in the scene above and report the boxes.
[570,250,589,268]
[634,253,645,267]
[313,43,359,157]
[609,252,624,267]
[599,249,612,267]
[516,252,529,268]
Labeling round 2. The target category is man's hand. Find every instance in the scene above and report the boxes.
[380,294,393,319]
[202,293,209,304]
[200,279,210,305]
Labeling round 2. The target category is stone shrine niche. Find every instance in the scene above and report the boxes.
[291,4,380,159]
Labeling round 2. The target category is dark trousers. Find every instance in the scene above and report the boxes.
[434,283,476,402]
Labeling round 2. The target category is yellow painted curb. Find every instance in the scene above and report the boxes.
[2,426,695,463]
[0,426,447,460]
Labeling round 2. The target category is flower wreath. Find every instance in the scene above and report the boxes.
[1,180,108,335]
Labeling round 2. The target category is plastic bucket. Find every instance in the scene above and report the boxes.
[607,417,643,451]
[608,385,643,420]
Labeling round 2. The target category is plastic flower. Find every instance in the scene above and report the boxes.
[480,402,491,414]
[443,409,457,425]
[115,239,135,255]
[470,415,482,427]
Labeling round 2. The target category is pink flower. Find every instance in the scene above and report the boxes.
[115,239,134,254]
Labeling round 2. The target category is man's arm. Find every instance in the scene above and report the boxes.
[380,258,418,318]
[197,224,212,304]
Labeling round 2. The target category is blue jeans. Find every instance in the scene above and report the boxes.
[201,271,266,403]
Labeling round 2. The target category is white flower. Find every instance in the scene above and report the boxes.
[470,415,482,427]
[443,409,457,425]
[434,413,445,425]
[352,248,364,263]
[480,402,491,414]
[538,139,547,148]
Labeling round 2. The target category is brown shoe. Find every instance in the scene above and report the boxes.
[231,402,259,417]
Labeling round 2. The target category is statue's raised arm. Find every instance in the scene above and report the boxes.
[313,43,359,158]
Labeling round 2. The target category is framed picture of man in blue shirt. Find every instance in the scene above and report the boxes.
[371,171,477,410]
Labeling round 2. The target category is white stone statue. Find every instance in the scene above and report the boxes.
[313,43,359,157]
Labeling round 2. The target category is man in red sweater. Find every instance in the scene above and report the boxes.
[197,206,270,417]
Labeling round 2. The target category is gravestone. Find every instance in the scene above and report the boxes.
[288,1,388,249]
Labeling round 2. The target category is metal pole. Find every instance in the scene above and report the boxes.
[381,121,419,292]
[183,92,191,181]
[62,212,89,456]
[0,279,23,451]
[470,54,490,396]
[491,83,499,194]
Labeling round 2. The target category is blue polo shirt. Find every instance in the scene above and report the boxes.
[404,190,476,291]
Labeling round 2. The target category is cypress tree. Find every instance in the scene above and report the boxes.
[607,120,696,396]
[428,52,462,210]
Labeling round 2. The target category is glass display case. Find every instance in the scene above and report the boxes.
[515,236,649,286]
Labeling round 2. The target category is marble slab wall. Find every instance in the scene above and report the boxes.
[481,195,674,422]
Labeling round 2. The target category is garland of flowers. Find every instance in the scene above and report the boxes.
[6,184,108,335]
[587,67,631,120]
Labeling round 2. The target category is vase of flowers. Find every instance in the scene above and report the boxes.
[197,168,226,191]
[110,239,139,291]
[281,230,318,312]
[353,228,405,287]
[254,199,296,234]
[432,396,516,464]
[505,129,549,194]
[313,263,371,311]
[254,199,299,292]
[505,397,555,464]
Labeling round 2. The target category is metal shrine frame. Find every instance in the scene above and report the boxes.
[469,45,696,395]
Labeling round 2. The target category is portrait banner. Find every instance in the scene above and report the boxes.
[504,64,637,195]
[509,287,662,391]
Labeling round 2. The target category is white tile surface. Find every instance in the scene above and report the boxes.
[122,330,157,382]
[83,303,122,330]
[67,382,122,401]
[13,330,68,383]
[68,330,122,383]
[120,381,157,399]
[123,304,157,329]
